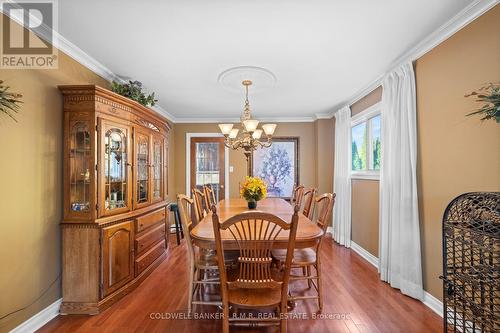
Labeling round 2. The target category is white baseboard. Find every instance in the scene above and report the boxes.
[423,291,443,317]
[350,241,379,268]
[348,241,444,318]
[9,298,61,333]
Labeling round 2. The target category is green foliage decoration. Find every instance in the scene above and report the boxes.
[465,82,500,123]
[0,80,23,122]
[111,80,157,107]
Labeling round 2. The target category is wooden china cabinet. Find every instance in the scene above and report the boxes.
[59,85,171,314]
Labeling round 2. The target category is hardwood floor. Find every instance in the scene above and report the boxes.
[38,234,442,333]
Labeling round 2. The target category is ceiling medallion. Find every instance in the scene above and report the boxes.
[217,66,277,93]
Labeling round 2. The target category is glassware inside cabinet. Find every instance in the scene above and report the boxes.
[70,122,91,212]
[152,140,162,199]
[104,128,128,211]
[136,135,149,204]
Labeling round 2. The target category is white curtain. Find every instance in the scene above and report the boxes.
[378,62,423,300]
[333,106,351,248]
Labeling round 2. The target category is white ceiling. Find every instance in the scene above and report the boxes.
[57,0,473,121]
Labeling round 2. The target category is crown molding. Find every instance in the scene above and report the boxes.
[56,33,122,83]
[336,0,499,112]
[174,116,318,124]
[0,4,175,123]
[150,105,177,123]
[314,111,335,120]
[0,2,121,82]
[4,0,496,123]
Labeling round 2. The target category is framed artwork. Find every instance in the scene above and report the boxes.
[251,137,299,199]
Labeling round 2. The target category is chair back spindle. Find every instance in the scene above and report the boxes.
[302,188,316,219]
[292,185,305,207]
[314,193,336,249]
[204,185,217,208]
[177,194,198,264]
[212,206,299,295]
[192,188,207,220]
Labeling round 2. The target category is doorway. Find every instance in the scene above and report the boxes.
[187,135,228,201]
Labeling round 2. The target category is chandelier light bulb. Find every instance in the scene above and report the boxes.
[243,119,259,132]
[262,124,277,136]
[218,123,234,135]
[252,129,263,139]
[229,128,239,139]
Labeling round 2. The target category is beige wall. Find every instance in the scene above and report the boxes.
[351,86,382,116]
[349,5,500,300]
[314,118,335,225]
[351,180,379,256]
[2,6,497,330]
[315,119,335,195]
[173,122,318,199]
[166,127,176,202]
[0,41,109,333]
[415,5,500,300]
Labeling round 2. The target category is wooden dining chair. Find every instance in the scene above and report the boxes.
[177,194,221,314]
[204,184,217,208]
[192,188,208,220]
[212,206,300,333]
[272,193,335,312]
[291,185,304,207]
[302,187,316,219]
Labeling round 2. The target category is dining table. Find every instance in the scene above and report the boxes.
[190,197,324,250]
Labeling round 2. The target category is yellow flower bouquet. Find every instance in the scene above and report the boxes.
[240,176,267,209]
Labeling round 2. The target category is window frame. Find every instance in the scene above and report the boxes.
[350,102,381,180]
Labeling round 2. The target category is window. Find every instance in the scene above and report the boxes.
[351,103,381,179]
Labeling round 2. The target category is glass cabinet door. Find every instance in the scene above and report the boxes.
[151,135,164,202]
[134,130,150,208]
[69,121,91,214]
[100,120,131,216]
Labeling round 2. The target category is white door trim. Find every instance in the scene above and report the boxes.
[186,133,230,199]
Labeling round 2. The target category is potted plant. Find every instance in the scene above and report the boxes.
[0,80,23,121]
[111,80,157,107]
[465,82,499,123]
[240,176,267,209]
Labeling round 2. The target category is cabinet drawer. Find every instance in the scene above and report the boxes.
[135,239,166,276]
[136,208,165,233]
[135,224,165,255]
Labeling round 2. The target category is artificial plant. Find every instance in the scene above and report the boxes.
[465,82,500,123]
[111,80,157,107]
[0,80,23,122]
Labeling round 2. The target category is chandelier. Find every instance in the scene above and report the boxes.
[218,80,277,161]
